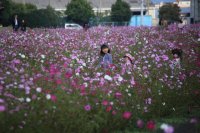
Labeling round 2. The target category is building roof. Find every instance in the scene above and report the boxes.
[12,0,141,10]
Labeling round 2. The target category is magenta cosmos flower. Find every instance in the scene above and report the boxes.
[0,105,6,112]
[122,111,132,120]
[84,104,91,111]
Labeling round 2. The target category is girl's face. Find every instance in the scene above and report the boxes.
[124,57,131,63]
[125,57,129,62]
[102,48,109,54]
[173,54,178,58]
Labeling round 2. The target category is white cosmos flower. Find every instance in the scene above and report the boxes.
[96,72,102,77]
[76,73,79,76]
[46,94,51,100]
[104,75,112,81]
[83,82,88,87]
[18,98,24,102]
[82,63,86,67]
[41,54,45,59]
[160,123,168,130]
[36,87,42,93]
[26,97,31,103]
[21,54,26,58]
[118,76,123,82]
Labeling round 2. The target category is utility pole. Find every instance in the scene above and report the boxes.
[99,0,101,16]
[141,0,144,26]
[147,0,149,15]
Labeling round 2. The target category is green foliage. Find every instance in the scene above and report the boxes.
[24,3,37,13]
[159,3,181,23]
[0,0,61,28]
[0,0,13,26]
[0,0,37,26]
[65,0,94,25]
[111,0,132,22]
[20,5,61,28]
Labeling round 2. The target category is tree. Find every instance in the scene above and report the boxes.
[0,1,3,10]
[24,3,37,13]
[0,0,37,26]
[111,0,132,22]
[25,5,61,28]
[65,0,94,25]
[0,0,13,26]
[159,3,181,24]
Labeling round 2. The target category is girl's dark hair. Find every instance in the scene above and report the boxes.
[172,49,182,58]
[123,56,134,64]
[172,48,183,61]
[100,44,110,56]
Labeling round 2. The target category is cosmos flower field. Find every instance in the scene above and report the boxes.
[0,25,200,133]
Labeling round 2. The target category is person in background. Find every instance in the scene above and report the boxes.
[121,53,134,75]
[12,15,19,31]
[124,53,134,66]
[170,48,182,75]
[99,44,113,69]
[21,19,26,32]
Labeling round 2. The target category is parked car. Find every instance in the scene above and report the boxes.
[65,23,83,30]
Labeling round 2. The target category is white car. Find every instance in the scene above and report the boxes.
[65,23,83,30]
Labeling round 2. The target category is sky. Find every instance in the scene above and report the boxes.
[151,0,176,4]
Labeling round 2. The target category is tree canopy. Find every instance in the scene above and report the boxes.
[65,0,94,25]
[159,3,181,23]
[111,0,132,22]
[0,0,62,28]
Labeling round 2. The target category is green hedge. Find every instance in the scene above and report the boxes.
[20,6,62,28]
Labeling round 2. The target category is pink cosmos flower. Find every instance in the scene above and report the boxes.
[162,55,169,61]
[160,123,174,133]
[155,56,160,62]
[137,119,144,128]
[56,79,62,85]
[122,111,132,120]
[0,98,4,103]
[65,71,73,78]
[84,104,91,111]
[102,100,109,106]
[130,77,136,85]
[106,106,112,112]
[32,94,37,100]
[112,110,117,115]
[12,59,21,64]
[146,120,156,130]
[115,92,122,99]
[0,105,6,112]
[51,95,57,102]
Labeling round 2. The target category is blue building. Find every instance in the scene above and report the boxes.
[129,15,152,26]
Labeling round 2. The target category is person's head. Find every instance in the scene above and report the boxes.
[14,15,18,19]
[100,44,110,56]
[172,49,182,58]
[124,53,134,64]
[22,20,25,23]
